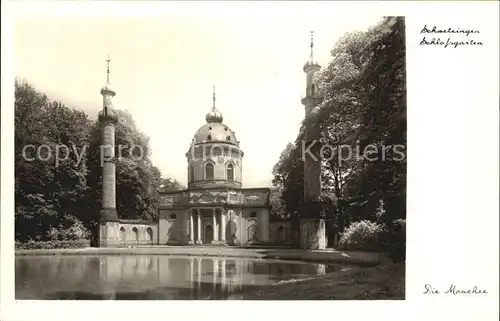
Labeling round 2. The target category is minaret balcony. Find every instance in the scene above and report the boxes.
[301,95,323,106]
[303,61,321,73]
[98,109,119,124]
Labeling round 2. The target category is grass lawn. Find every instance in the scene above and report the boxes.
[241,263,405,300]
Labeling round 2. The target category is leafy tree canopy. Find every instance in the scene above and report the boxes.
[14,80,182,241]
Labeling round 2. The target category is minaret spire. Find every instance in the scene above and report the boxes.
[106,54,111,83]
[101,54,115,96]
[212,85,216,109]
[303,31,319,72]
[309,31,314,60]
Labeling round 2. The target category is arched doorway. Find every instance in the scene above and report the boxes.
[247,225,258,243]
[227,220,237,244]
[301,225,308,249]
[205,225,214,243]
[277,225,285,243]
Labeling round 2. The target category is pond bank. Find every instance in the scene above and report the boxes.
[16,246,385,266]
[240,263,405,300]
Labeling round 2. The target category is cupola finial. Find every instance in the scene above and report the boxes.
[206,85,223,123]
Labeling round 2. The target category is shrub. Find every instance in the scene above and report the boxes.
[15,239,89,250]
[15,240,23,249]
[46,216,90,241]
[379,219,406,262]
[338,220,384,251]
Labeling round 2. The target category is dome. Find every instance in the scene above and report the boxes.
[191,87,239,146]
[100,81,115,95]
[192,122,239,146]
[205,107,223,123]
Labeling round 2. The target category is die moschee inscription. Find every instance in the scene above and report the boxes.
[420,25,483,48]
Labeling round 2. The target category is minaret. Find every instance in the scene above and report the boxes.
[300,31,326,249]
[98,56,119,232]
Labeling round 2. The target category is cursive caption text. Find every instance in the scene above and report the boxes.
[424,284,488,295]
[420,25,483,48]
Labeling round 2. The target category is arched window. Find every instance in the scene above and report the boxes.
[311,83,316,96]
[205,163,214,180]
[190,165,195,182]
[132,227,139,242]
[227,164,234,181]
[170,213,177,220]
[120,227,126,244]
[146,227,153,243]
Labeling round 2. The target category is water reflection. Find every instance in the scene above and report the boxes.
[16,255,340,300]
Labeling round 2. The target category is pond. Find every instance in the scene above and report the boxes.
[16,255,344,300]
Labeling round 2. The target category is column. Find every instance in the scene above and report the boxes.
[212,209,218,244]
[220,210,226,243]
[189,211,194,244]
[197,212,202,244]
[260,210,270,243]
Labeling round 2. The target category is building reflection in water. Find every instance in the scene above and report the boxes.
[15,255,332,300]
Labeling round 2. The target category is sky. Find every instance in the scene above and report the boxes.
[13,2,382,188]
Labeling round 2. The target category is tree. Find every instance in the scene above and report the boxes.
[269,186,286,219]
[15,81,92,241]
[272,131,305,218]
[314,17,406,226]
[355,16,406,224]
[14,81,177,243]
[271,17,406,258]
[158,176,186,193]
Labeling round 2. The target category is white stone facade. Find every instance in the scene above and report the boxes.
[158,189,271,245]
[98,220,158,247]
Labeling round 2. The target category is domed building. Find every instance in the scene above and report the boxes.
[95,33,316,247]
[157,89,271,245]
